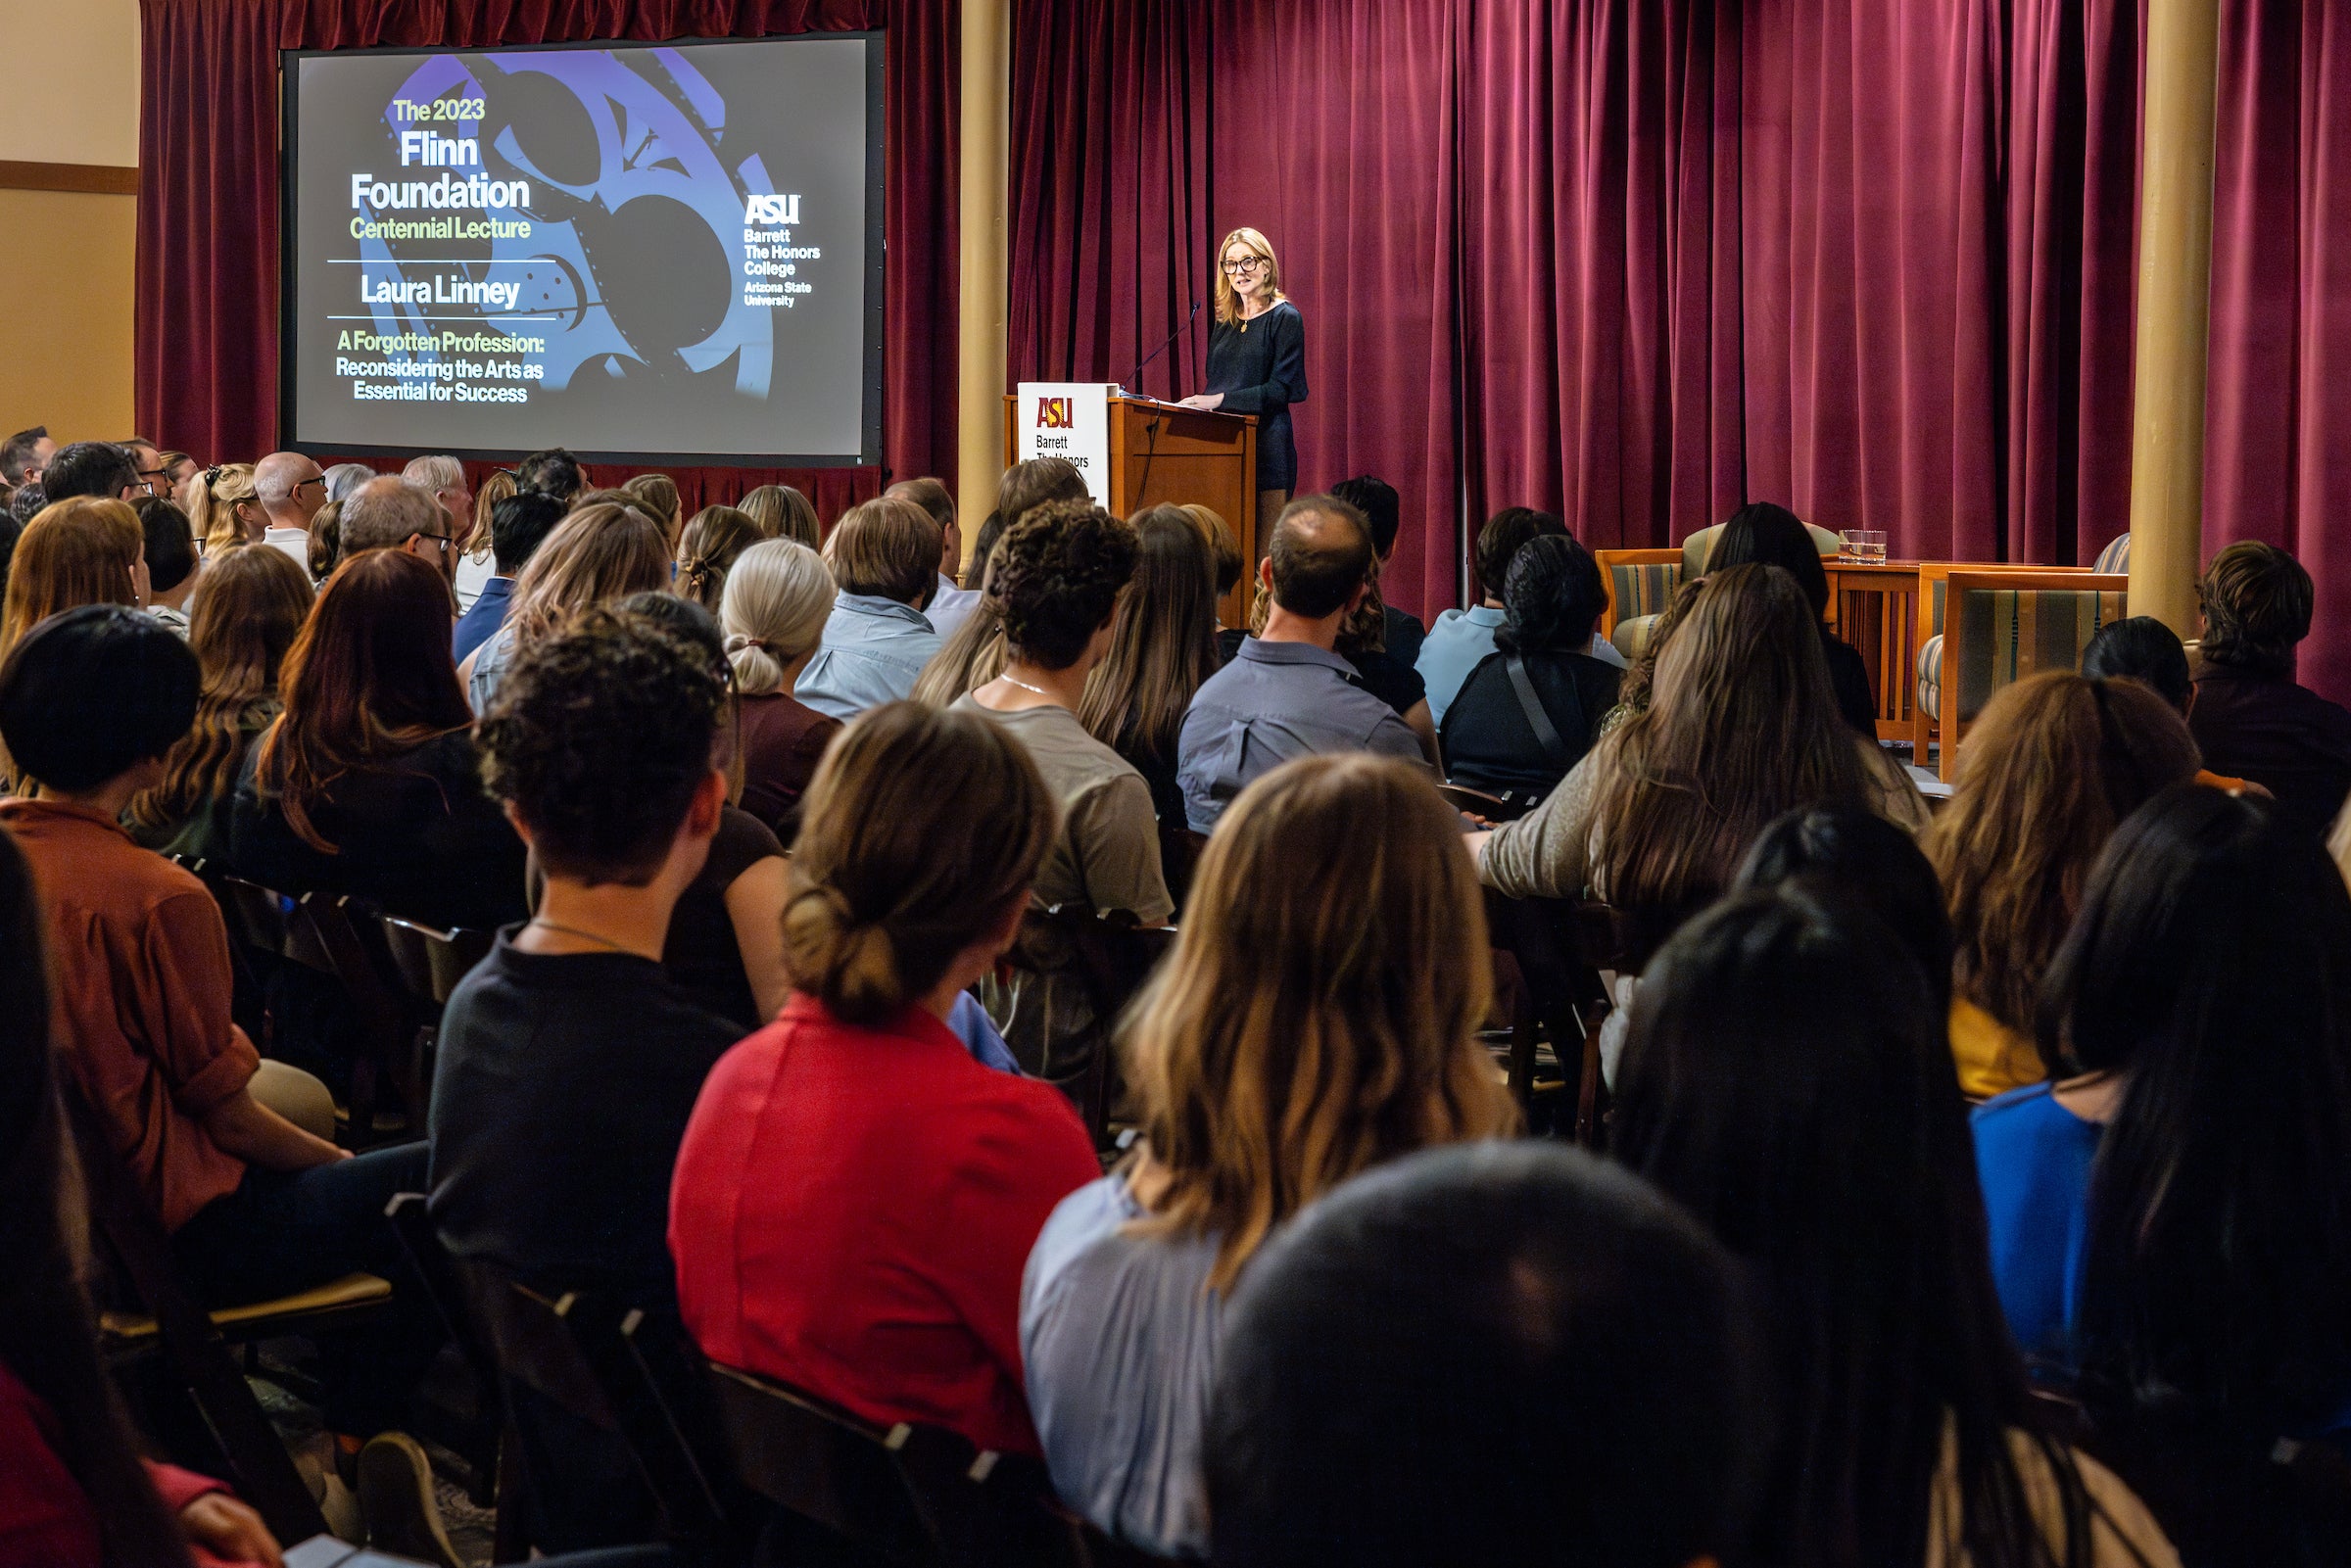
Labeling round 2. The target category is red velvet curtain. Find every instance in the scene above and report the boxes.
[135,0,957,525]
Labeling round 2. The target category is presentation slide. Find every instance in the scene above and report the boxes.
[281,34,883,465]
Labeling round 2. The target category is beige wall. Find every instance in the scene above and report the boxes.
[0,0,140,447]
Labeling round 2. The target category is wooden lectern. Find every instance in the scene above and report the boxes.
[1003,390,1259,627]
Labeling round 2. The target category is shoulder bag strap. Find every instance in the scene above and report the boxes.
[1506,653,1576,771]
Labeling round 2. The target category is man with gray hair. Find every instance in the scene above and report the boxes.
[340,476,458,593]
[403,455,478,606]
[254,451,328,568]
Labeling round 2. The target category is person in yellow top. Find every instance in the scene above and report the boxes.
[1926,672,2200,1098]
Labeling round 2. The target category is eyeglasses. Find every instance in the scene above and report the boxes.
[414,531,456,553]
[1222,255,1269,275]
[296,475,327,494]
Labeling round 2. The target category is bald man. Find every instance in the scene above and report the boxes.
[254,451,328,567]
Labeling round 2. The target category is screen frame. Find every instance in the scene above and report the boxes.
[276,30,888,470]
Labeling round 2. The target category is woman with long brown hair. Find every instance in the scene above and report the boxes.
[234,549,526,929]
[1079,505,1223,827]
[453,466,515,613]
[623,472,683,551]
[1021,754,1516,1557]
[1925,672,2199,1097]
[0,498,147,664]
[738,482,821,548]
[128,545,313,861]
[674,503,772,612]
[460,501,670,712]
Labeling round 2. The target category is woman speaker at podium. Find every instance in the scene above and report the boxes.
[1180,225,1308,521]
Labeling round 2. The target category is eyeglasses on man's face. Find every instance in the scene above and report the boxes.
[1222,255,1269,275]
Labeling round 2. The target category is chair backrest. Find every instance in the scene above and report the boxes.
[1002,906,1178,1147]
[216,875,333,974]
[2092,531,2133,576]
[378,916,494,1010]
[1917,559,2093,639]
[1593,547,1680,637]
[1680,519,1842,578]
[1945,571,2128,725]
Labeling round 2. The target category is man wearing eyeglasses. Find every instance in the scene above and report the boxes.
[254,451,330,569]
[40,442,144,503]
[339,476,460,598]
[118,438,169,499]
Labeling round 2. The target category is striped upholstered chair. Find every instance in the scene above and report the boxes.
[1913,533,2129,755]
[1930,568,2129,780]
[1599,522,1844,659]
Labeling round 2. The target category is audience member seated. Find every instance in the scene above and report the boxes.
[887,476,975,638]
[793,496,945,719]
[451,467,513,613]
[673,503,768,612]
[235,550,528,930]
[1205,1142,1757,1568]
[118,436,168,498]
[1975,786,2351,1564]
[0,498,147,671]
[1077,504,1222,829]
[2186,541,2351,836]
[1329,474,1424,668]
[0,828,288,1568]
[1417,506,1596,728]
[911,546,1009,707]
[1440,533,1622,813]
[1614,884,2180,1568]
[737,481,821,548]
[127,544,313,864]
[1734,803,1955,1015]
[39,440,140,504]
[337,477,460,595]
[958,500,1170,1081]
[513,447,587,507]
[2081,615,2263,795]
[0,425,52,492]
[321,461,375,503]
[451,491,564,665]
[432,605,744,1553]
[1177,496,1425,831]
[1023,755,1514,1555]
[669,702,1100,1456]
[134,497,200,635]
[1330,559,1437,757]
[997,455,1092,533]
[186,462,263,555]
[462,502,670,711]
[400,455,471,567]
[253,451,328,567]
[723,540,841,840]
[622,472,683,551]
[1180,501,1245,626]
[1923,672,2197,1098]
[1707,499,1876,736]
[0,605,436,1445]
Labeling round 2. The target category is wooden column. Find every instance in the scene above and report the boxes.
[955,0,1010,555]
[2125,0,2224,636]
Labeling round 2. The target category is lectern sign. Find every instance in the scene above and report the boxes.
[1015,382,1114,505]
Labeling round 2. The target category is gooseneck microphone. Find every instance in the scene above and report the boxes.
[1127,300,1204,397]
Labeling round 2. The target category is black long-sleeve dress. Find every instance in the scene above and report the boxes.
[1206,299,1308,493]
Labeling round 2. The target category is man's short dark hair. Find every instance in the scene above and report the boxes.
[1328,476,1402,559]
[0,604,199,791]
[1473,506,1567,602]
[2082,615,2193,712]
[477,605,727,885]
[490,492,568,576]
[1,427,46,485]
[39,442,136,503]
[133,497,198,595]
[1268,496,1371,620]
[990,501,1138,670]
[1208,1142,1761,1568]
[2200,540,2314,677]
[514,448,586,504]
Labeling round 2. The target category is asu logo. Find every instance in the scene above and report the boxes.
[744,193,801,225]
[1036,397,1075,428]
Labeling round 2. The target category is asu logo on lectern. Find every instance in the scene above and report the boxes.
[1036,397,1076,429]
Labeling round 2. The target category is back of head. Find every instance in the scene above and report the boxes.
[1735,803,1954,1014]
[1496,532,1606,655]
[0,426,46,486]
[722,539,836,695]
[322,462,376,502]
[884,475,955,532]
[1208,1142,1758,1568]
[187,462,258,554]
[1473,506,1567,601]
[1127,755,1515,1285]
[489,491,567,577]
[1327,475,1401,560]
[674,505,766,611]
[0,604,199,791]
[2081,615,2193,710]
[1926,670,2201,1035]
[514,447,586,504]
[467,467,516,554]
[738,483,820,548]
[338,476,444,556]
[2041,785,2351,1434]
[995,456,1088,527]
[989,500,1137,670]
[2198,539,2312,676]
[1268,495,1372,619]
[0,498,143,659]
[507,502,673,647]
[783,702,1057,1024]
[827,495,938,605]
[1179,502,1242,595]
[41,441,136,503]
[1079,505,1220,757]
[401,453,464,498]
[1708,500,1828,618]
[133,497,198,596]
[623,473,682,540]
[480,605,727,884]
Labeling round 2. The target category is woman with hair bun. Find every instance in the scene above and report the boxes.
[668,702,1099,1457]
[722,539,841,838]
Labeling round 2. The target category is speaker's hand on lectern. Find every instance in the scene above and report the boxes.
[1176,393,1225,411]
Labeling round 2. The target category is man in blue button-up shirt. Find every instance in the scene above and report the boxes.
[1176,496,1426,832]
[793,496,946,720]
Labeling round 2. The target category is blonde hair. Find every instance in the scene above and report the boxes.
[784,702,1057,1024]
[187,463,260,554]
[505,503,672,650]
[1125,755,1516,1288]
[1213,225,1285,326]
[0,499,145,662]
[722,539,836,694]
[623,473,683,548]
[463,468,516,563]
[910,547,1006,706]
[675,504,772,611]
[740,483,821,548]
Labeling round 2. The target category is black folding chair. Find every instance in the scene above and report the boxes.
[1482,891,1621,1146]
[1001,906,1178,1151]
[382,1194,522,1554]
[376,916,493,1105]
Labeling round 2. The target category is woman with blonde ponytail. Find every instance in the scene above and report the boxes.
[670,701,1099,1459]
[720,539,839,837]
[186,463,263,555]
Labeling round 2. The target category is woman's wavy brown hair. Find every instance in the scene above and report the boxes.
[0,498,144,663]
[1124,754,1517,1289]
[1080,505,1220,761]
[739,483,822,548]
[623,472,684,549]
[128,544,313,832]
[461,467,516,566]
[1925,671,2200,1045]
[675,504,772,611]
[504,502,672,651]
[783,702,1057,1024]
[252,549,474,852]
